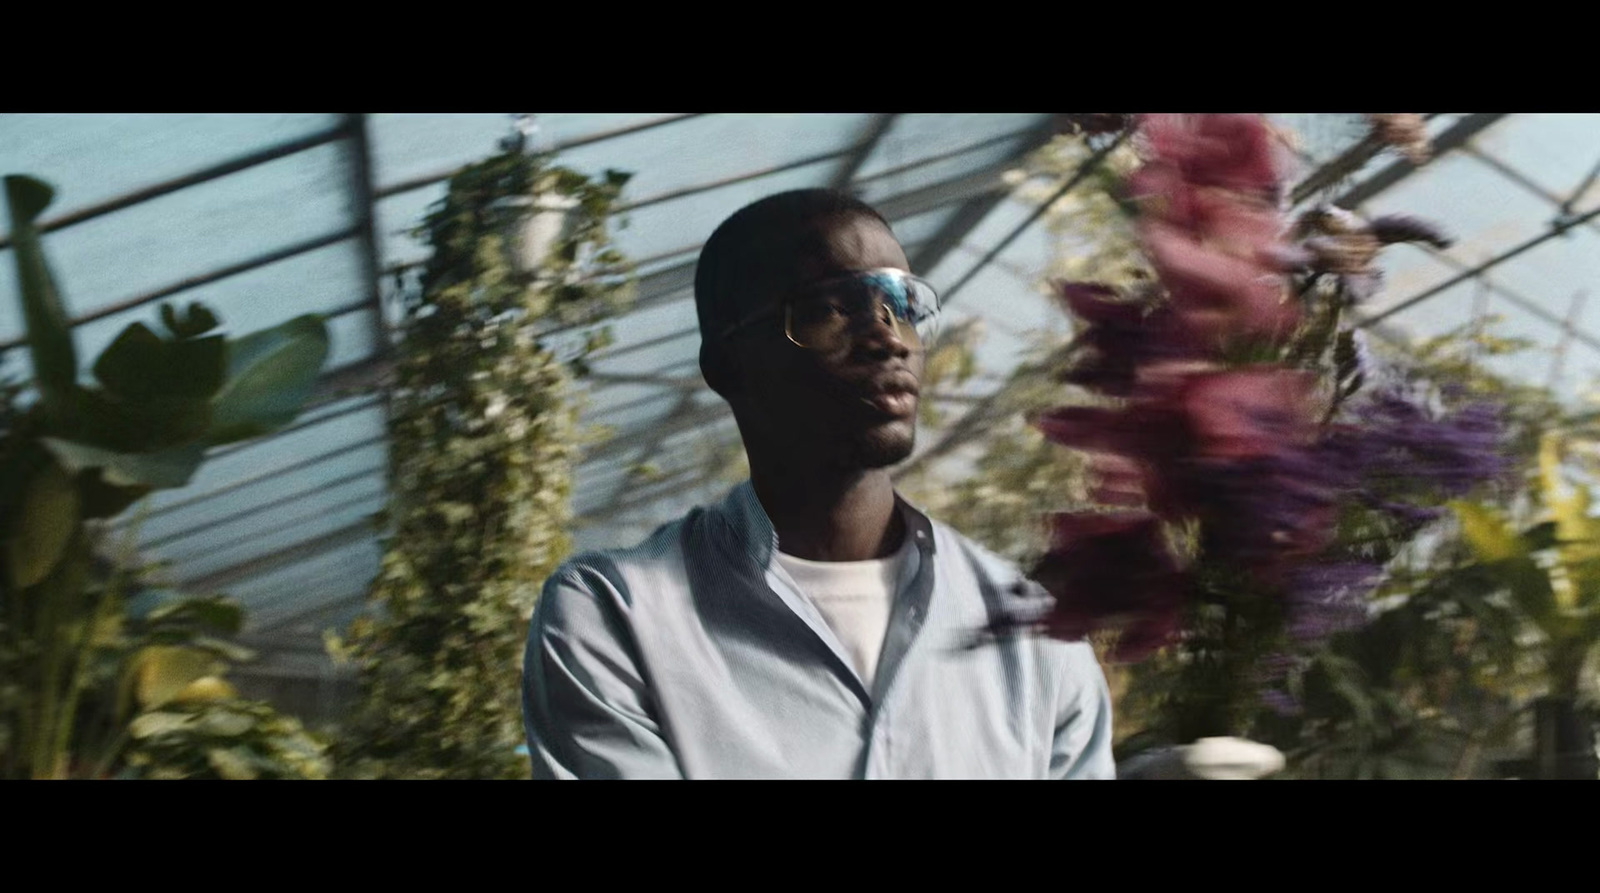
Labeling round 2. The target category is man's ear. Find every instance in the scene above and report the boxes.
[699,342,741,399]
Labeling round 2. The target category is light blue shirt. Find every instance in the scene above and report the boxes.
[522,481,1115,779]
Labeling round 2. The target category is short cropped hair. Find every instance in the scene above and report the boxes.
[693,189,892,345]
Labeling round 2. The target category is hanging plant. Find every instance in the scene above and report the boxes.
[330,145,633,779]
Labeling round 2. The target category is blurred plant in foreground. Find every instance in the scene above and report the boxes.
[0,175,330,778]
[1000,115,1510,743]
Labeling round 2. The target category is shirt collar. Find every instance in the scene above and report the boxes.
[716,479,936,568]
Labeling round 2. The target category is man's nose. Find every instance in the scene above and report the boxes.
[849,302,912,357]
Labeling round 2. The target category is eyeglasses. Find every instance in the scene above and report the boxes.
[720,268,941,353]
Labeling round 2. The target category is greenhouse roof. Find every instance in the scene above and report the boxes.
[3,112,1597,679]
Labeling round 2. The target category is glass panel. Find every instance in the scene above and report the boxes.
[1474,113,1600,203]
[373,182,445,271]
[12,238,375,359]
[855,134,1029,206]
[157,474,385,566]
[141,411,385,525]
[852,114,1043,181]
[605,158,839,260]
[368,113,678,191]
[228,538,381,619]
[559,114,874,206]
[0,141,360,323]
[171,490,386,582]
[578,382,683,433]
[1377,274,1562,386]
[583,295,700,375]
[890,206,960,254]
[0,114,341,214]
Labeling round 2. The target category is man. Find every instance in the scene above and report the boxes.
[522,189,1114,779]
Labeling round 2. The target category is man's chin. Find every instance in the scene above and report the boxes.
[847,424,916,470]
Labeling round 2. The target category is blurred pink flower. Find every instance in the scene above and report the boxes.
[1128,115,1301,345]
[1178,367,1320,461]
[1028,511,1190,661]
[1138,114,1285,197]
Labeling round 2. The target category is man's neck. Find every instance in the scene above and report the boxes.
[749,463,904,562]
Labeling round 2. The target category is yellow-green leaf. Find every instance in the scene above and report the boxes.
[134,646,221,709]
[1454,501,1525,564]
[4,457,81,590]
[174,676,237,704]
[206,747,259,780]
[195,709,254,737]
[1454,500,1560,633]
[129,711,195,739]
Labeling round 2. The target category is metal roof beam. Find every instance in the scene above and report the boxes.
[345,113,391,362]
[1287,113,1445,206]
[908,118,1060,278]
[927,128,1127,309]
[1333,113,1508,209]
[1462,142,1600,239]
[830,114,899,190]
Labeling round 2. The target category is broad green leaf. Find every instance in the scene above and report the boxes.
[134,645,221,709]
[148,596,245,635]
[195,709,254,737]
[92,322,227,403]
[76,467,153,520]
[206,746,259,780]
[1522,521,1560,552]
[3,175,78,422]
[40,437,206,489]
[206,314,329,445]
[63,384,212,454]
[4,454,80,589]
[128,711,195,739]
[160,302,220,339]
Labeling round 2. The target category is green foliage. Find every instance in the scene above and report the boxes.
[0,173,330,779]
[122,698,330,780]
[331,149,633,779]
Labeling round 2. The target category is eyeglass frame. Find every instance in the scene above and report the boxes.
[716,267,941,352]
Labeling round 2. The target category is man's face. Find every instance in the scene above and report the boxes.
[723,215,925,472]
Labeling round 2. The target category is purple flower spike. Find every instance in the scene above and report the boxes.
[1368,214,1454,250]
[1284,561,1382,644]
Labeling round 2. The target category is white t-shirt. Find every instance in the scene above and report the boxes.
[775,532,919,690]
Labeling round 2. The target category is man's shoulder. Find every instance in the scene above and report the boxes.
[545,509,700,596]
[922,512,1101,670]
[922,513,1045,597]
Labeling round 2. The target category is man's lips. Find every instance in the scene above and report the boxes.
[855,374,920,419]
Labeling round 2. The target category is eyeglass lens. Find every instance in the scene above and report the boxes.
[786,274,934,352]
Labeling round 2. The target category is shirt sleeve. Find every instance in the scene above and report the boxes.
[522,564,685,779]
[1049,642,1117,779]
